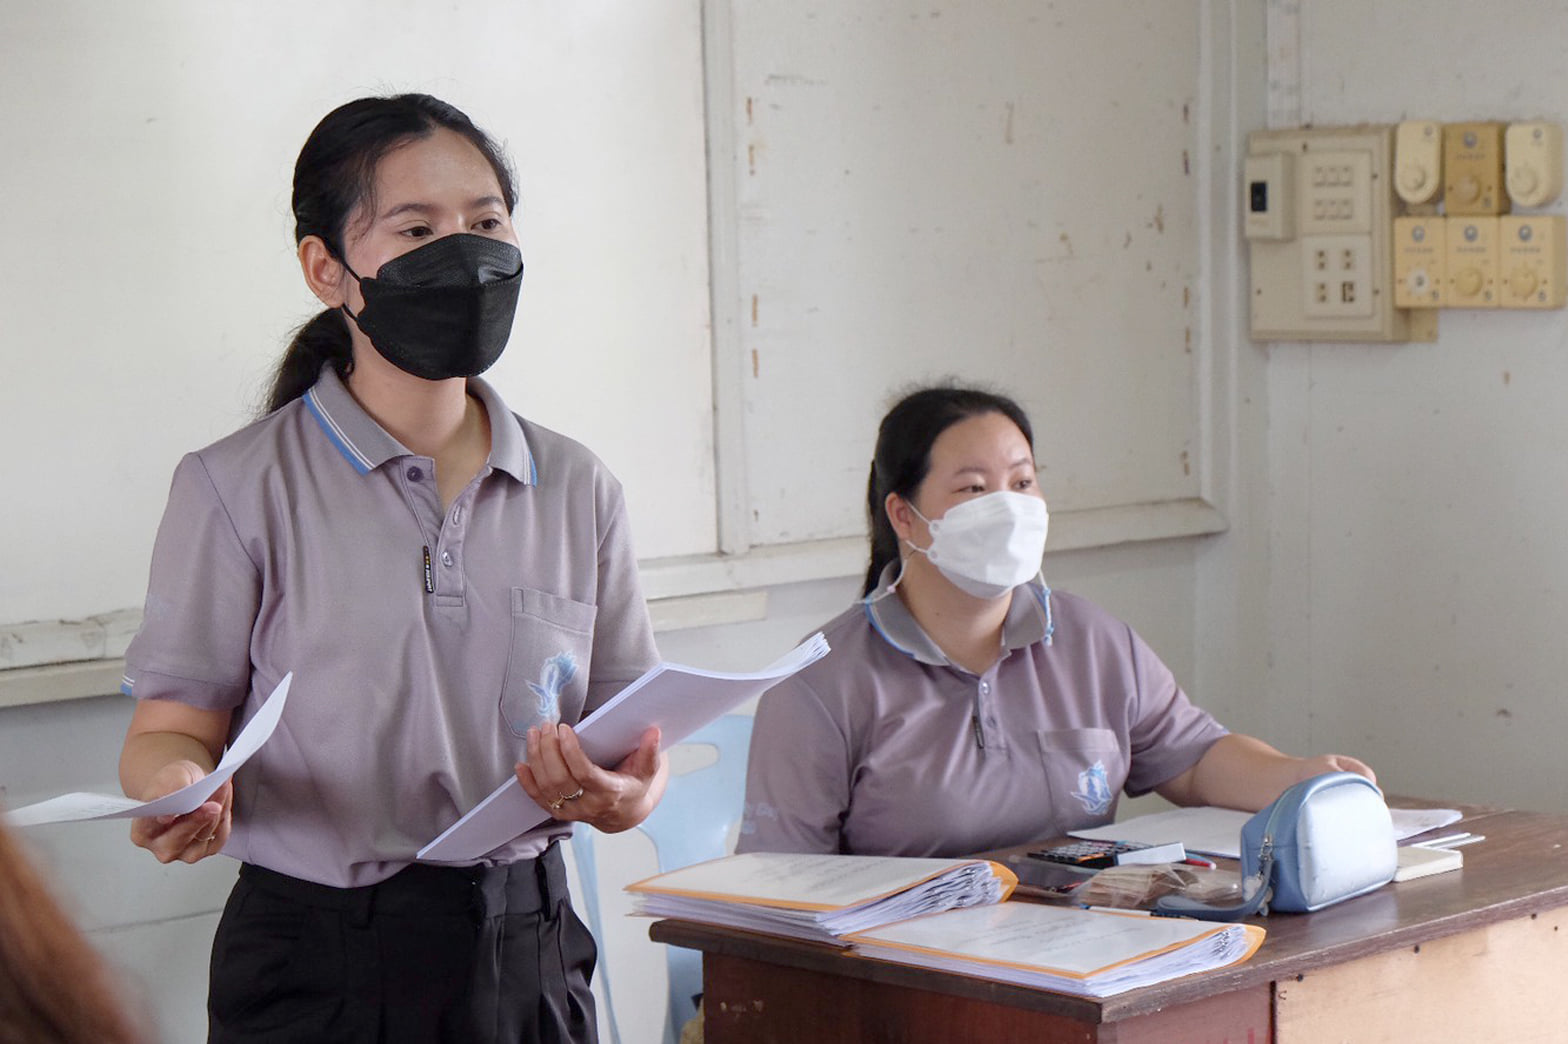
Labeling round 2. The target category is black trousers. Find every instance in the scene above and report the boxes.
[207,845,597,1044]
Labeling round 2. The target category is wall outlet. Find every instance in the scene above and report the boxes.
[1443,122,1508,215]
[1301,235,1375,318]
[1445,216,1499,308]
[1498,214,1567,309]
[1505,121,1564,208]
[1393,216,1446,308]
[1248,125,1411,342]
[1395,120,1443,205]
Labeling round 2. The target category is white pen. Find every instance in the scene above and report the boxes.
[1416,833,1484,849]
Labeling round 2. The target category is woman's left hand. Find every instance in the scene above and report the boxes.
[1289,752,1376,786]
[515,723,669,833]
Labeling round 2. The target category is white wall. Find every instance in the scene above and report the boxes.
[1220,0,1568,815]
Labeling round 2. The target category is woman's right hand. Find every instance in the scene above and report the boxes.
[128,761,233,864]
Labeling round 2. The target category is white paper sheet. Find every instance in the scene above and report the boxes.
[418,634,830,861]
[1070,804,1464,859]
[4,673,293,828]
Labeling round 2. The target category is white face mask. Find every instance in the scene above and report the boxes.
[905,491,1049,598]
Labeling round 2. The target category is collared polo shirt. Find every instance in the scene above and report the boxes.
[122,368,658,887]
[736,569,1227,858]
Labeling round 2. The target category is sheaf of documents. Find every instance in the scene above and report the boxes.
[627,851,1016,945]
[848,902,1266,997]
[4,673,293,828]
[418,634,830,862]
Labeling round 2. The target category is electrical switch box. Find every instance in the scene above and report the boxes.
[1505,121,1564,208]
[1395,121,1443,205]
[1244,152,1294,240]
[1498,215,1566,308]
[1248,126,1412,342]
[1444,216,1499,308]
[1443,122,1508,215]
[1393,217,1446,308]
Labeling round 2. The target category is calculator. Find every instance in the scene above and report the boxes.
[1026,839,1152,870]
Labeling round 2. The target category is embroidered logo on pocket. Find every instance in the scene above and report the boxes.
[529,652,577,724]
[1073,759,1113,815]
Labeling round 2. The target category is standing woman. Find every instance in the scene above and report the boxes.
[738,385,1373,858]
[117,95,665,1044]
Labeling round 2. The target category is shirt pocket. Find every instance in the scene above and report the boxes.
[1035,728,1127,829]
[499,587,597,737]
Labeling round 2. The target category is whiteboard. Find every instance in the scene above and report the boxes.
[0,0,1216,649]
[0,0,713,626]
[730,1,1206,545]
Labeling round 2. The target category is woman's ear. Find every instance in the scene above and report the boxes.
[885,491,917,545]
[298,236,349,309]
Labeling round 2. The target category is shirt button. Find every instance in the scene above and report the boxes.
[451,505,463,525]
[979,682,990,694]
[441,550,454,567]
[406,466,424,482]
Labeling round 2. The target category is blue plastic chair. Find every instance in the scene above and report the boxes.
[571,713,753,1044]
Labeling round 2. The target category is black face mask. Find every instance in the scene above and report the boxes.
[339,234,524,381]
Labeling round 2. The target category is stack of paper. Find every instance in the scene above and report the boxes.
[848,902,1266,998]
[628,852,1017,946]
[420,634,831,861]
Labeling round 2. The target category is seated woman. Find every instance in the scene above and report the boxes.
[737,385,1373,858]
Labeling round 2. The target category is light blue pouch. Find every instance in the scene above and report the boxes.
[1157,771,1397,920]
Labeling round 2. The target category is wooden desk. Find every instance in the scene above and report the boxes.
[651,805,1568,1042]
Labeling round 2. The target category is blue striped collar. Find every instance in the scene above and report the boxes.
[859,563,1054,668]
[303,368,536,485]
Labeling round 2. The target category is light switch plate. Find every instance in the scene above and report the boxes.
[1505,121,1563,208]
[1445,216,1499,308]
[1395,120,1442,205]
[1498,214,1566,308]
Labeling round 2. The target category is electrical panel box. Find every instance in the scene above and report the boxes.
[1443,122,1508,215]
[1498,215,1567,308]
[1247,126,1411,342]
[1395,120,1443,205]
[1505,122,1564,208]
[1393,216,1446,308]
[1445,216,1499,308]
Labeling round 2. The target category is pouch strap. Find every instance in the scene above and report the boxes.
[1153,837,1274,922]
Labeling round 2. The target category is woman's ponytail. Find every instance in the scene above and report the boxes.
[264,309,352,413]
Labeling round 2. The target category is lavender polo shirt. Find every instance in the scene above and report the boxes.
[736,570,1227,858]
[121,368,658,887]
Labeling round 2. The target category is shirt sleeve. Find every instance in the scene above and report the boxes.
[735,673,851,854]
[1121,622,1228,796]
[121,453,261,710]
[582,475,659,717]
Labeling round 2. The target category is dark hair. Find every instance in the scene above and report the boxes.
[0,819,146,1043]
[264,94,519,413]
[863,384,1035,596]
